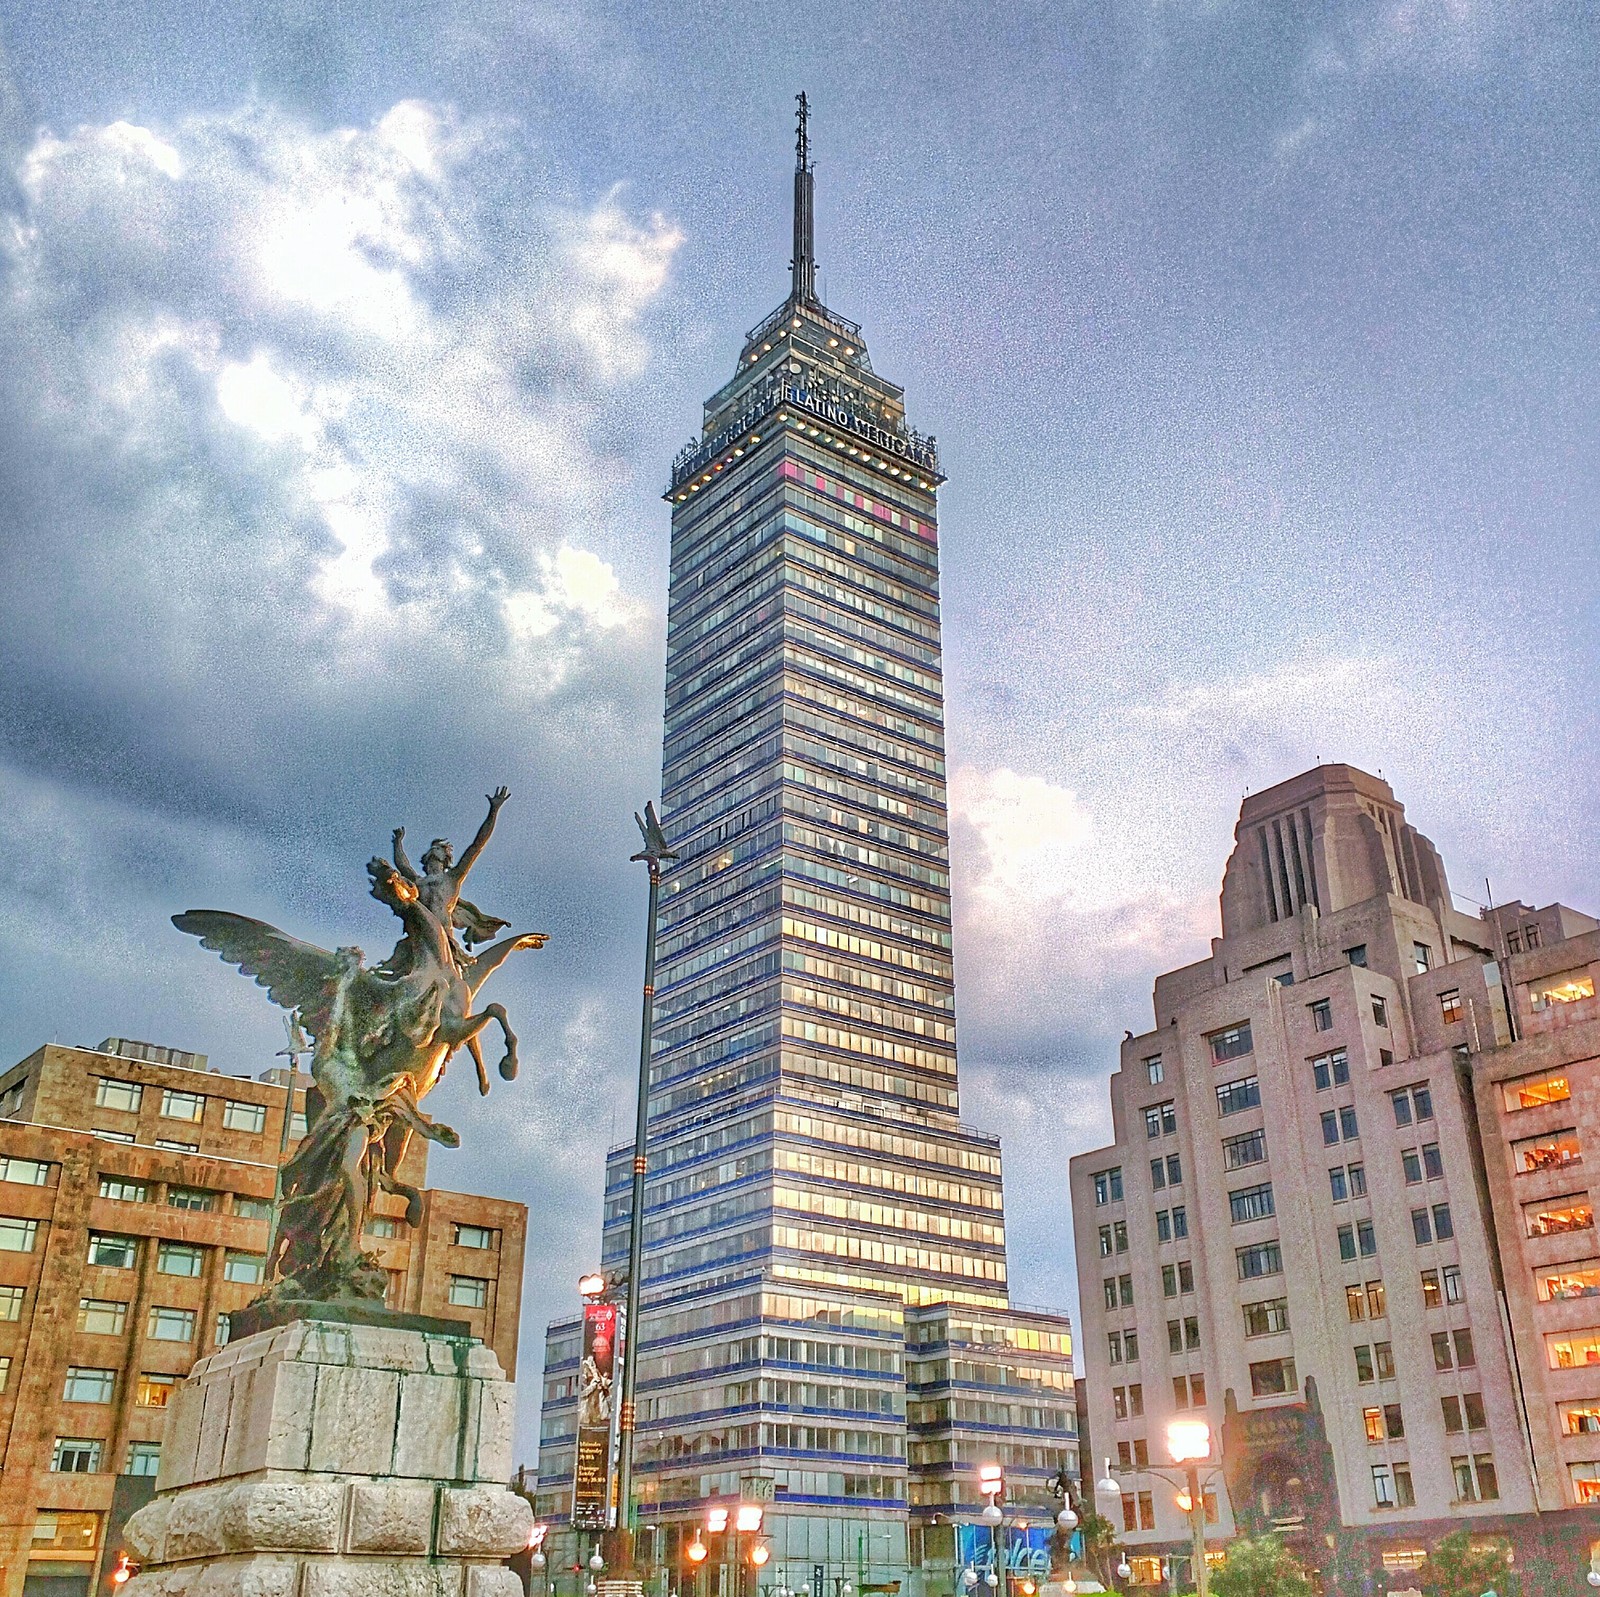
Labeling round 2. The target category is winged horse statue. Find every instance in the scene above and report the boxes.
[173,789,545,1304]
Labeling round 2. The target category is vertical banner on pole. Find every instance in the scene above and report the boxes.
[573,1300,618,1529]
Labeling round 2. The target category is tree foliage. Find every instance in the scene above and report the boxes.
[1418,1530,1518,1597]
[1209,1535,1313,1597]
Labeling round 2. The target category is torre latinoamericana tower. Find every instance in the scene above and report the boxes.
[536,103,1077,1592]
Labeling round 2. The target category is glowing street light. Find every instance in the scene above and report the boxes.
[1165,1418,1214,1597]
[1095,1458,1121,1498]
[578,1271,607,1298]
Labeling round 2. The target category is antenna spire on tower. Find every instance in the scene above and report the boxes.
[791,91,817,303]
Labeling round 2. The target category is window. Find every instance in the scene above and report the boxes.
[136,1372,177,1407]
[126,1440,162,1477]
[1432,1202,1454,1240]
[1364,1404,1404,1441]
[1171,1205,1188,1238]
[1098,1225,1114,1257]
[1249,1356,1296,1397]
[0,1217,39,1252]
[1372,1464,1395,1507]
[224,1252,264,1284]
[1210,1023,1254,1062]
[1222,1129,1267,1169]
[1512,1127,1582,1174]
[1229,1183,1275,1223]
[0,1355,8,1391]
[1237,1241,1282,1280]
[1173,1373,1206,1408]
[1390,1084,1433,1126]
[1376,1342,1395,1378]
[1112,1386,1128,1420]
[1311,1049,1350,1090]
[1366,1280,1386,1317]
[1092,1168,1124,1206]
[96,1128,135,1145]
[168,1187,217,1212]
[1151,1153,1182,1188]
[157,1241,204,1277]
[160,1089,204,1122]
[0,1284,22,1321]
[1538,1261,1600,1301]
[86,1233,137,1269]
[1547,1330,1600,1369]
[95,1078,143,1113]
[367,1215,399,1238]
[52,1437,103,1473]
[1184,1316,1200,1349]
[78,1298,126,1334]
[1216,1075,1261,1116]
[1422,1269,1443,1307]
[290,1111,308,1138]
[1123,1328,1139,1360]
[98,1176,148,1202]
[1322,1107,1358,1144]
[1561,1401,1600,1435]
[1453,1328,1475,1367]
[448,1275,489,1308]
[1118,1274,1133,1306]
[1144,1102,1177,1139]
[1372,995,1389,1027]
[1310,999,1333,1031]
[1243,1298,1289,1337]
[1331,1165,1366,1202]
[1348,1163,1368,1197]
[1524,1194,1594,1239]
[222,1100,267,1133]
[1145,1056,1164,1085]
[216,1312,232,1346]
[1107,1332,1123,1364]
[234,1196,272,1221]
[1507,930,1523,953]
[1442,1264,1462,1302]
[147,1305,197,1342]
[1412,1209,1434,1245]
[1355,1345,1375,1382]
[1156,1209,1172,1242]
[1503,1069,1571,1111]
[1359,1220,1377,1256]
[1347,945,1368,967]
[1103,1277,1118,1312]
[1568,1462,1600,1503]
[62,1366,116,1404]
[1347,1284,1367,1321]
[0,1157,49,1185]
[454,1223,496,1250]
[1439,989,1463,1024]
[154,1138,198,1153]
[1530,972,1597,1011]
[1451,1454,1498,1502]
[1525,924,1542,949]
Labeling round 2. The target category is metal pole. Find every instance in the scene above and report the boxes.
[1187,1465,1208,1597]
[617,803,677,1571]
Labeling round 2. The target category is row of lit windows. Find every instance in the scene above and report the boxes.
[784,940,953,1017]
[784,814,950,890]
[652,978,776,1054]
[783,881,953,954]
[656,919,773,994]
[906,1397,1074,1431]
[786,722,945,812]
[92,1077,287,1134]
[781,976,957,1045]
[782,686,945,780]
[657,880,779,966]
[773,1224,1007,1281]
[774,1184,1006,1246]
[770,1260,1007,1311]
[774,1146,1002,1211]
[781,915,952,984]
[908,1355,1075,1394]
[783,784,947,863]
[640,1376,901,1424]
[781,1013,955,1075]
[782,1042,962,1110]
[774,1108,1002,1176]
[786,585,942,677]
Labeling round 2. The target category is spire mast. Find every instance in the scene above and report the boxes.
[790,91,816,303]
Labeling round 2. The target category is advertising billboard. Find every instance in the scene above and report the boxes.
[572,1300,618,1529]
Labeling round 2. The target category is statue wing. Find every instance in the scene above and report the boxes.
[172,911,346,1029]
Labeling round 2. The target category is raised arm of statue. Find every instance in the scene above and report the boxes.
[454,787,510,881]
[392,827,420,882]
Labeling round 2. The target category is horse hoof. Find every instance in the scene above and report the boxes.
[405,1195,423,1227]
[438,1124,461,1149]
[498,1053,519,1081]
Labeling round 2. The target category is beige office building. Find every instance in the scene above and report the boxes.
[1068,764,1600,1591]
[0,1039,526,1597]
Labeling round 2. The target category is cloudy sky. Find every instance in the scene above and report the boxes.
[2,1,1597,1456]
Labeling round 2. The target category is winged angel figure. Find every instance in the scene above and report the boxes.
[173,790,546,1304]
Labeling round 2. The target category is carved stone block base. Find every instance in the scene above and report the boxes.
[121,1317,530,1597]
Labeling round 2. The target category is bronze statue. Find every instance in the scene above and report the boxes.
[173,790,546,1305]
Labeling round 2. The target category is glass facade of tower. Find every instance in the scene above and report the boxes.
[534,133,1074,1597]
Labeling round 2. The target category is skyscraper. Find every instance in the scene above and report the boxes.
[534,102,1076,1593]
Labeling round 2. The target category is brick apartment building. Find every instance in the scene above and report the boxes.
[1068,764,1600,1593]
[0,1038,526,1597]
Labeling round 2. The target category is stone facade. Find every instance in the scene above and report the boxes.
[1068,765,1600,1592]
[121,1318,529,1597]
[0,1041,526,1597]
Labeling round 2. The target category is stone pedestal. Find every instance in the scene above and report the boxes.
[122,1315,532,1597]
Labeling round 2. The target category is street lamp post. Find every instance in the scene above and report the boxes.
[615,802,677,1574]
[1165,1419,1213,1597]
